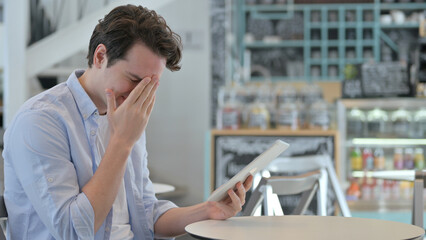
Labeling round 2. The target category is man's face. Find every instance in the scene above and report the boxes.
[100,43,166,108]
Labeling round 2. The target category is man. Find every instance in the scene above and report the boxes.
[3,4,253,239]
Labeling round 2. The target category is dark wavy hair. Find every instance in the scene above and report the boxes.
[86,4,182,71]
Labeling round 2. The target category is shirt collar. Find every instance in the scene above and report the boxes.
[66,69,98,120]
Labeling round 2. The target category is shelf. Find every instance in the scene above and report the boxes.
[249,76,341,82]
[345,22,375,28]
[380,23,419,29]
[327,59,340,64]
[344,59,365,64]
[244,3,426,12]
[347,138,426,147]
[238,2,426,82]
[309,22,375,28]
[344,40,375,46]
[338,98,426,109]
[309,40,323,47]
[211,129,338,137]
[379,3,426,10]
[351,170,415,181]
[245,41,304,48]
[348,199,425,211]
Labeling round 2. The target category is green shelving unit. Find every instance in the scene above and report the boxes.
[235,0,426,82]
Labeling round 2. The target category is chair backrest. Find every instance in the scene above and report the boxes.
[412,170,425,228]
[263,154,351,217]
[0,196,7,240]
[360,169,424,227]
[243,170,321,216]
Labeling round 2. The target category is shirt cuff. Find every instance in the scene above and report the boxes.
[153,200,178,224]
[70,192,95,239]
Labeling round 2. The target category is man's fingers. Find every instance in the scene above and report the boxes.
[236,182,246,203]
[105,88,116,114]
[243,175,254,191]
[141,79,159,111]
[227,189,242,211]
[146,95,156,117]
[127,77,151,104]
[138,76,158,109]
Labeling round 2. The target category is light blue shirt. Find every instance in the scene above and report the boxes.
[3,70,177,240]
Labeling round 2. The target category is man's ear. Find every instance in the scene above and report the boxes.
[93,44,108,69]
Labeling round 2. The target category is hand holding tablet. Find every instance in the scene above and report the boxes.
[208,140,290,202]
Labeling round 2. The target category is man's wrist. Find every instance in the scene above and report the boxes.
[108,136,133,156]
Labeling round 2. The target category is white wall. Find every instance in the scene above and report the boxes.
[146,0,211,206]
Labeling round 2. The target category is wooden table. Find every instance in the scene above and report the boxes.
[185,216,425,240]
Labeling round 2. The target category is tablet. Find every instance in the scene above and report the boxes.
[208,139,290,202]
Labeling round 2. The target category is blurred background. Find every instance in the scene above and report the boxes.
[0,0,425,239]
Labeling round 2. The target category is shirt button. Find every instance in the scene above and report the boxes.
[83,114,87,119]
[105,227,110,232]
[47,177,53,183]
[91,130,96,136]
[94,112,98,116]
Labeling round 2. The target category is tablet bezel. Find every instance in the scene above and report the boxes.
[207,139,290,202]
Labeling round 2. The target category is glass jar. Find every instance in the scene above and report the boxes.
[257,84,275,128]
[413,108,426,139]
[309,99,331,130]
[247,86,271,130]
[275,84,298,108]
[347,108,366,138]
[300,83,323,108]
[276,101,298,130]
[236,84,256,128]
[296,100,308,129]
[216,85,240,130]
[247,102,270,130]
[390,108,412,138]
[366,108,389,137]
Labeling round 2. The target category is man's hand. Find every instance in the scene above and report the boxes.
[207,175,254,220]
[105,75,159,148]
[153,175,254,238]
[84,75,158,232]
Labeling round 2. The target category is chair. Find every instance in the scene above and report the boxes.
[366,169,425,228]
[0,195,6,240]
[412,170,425,228]
[243,155,351,217]
[243,170,321,216]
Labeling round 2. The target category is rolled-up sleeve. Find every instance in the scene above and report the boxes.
[6,110,95,239]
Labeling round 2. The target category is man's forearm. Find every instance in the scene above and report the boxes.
[81,136,132,232]
[154,202,212,238]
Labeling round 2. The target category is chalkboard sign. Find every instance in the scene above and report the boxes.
[361,62,412,97]
[342,79,363,98]
[213,134,336,215]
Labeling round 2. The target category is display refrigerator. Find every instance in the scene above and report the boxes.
[337,98,426,225]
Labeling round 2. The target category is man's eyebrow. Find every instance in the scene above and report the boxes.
[126,71,143,81]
